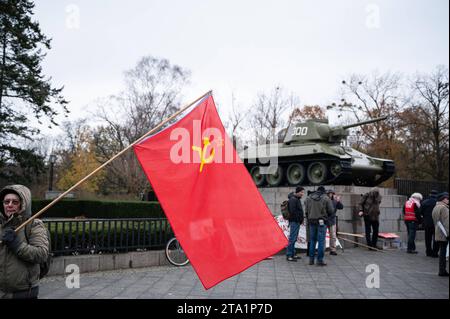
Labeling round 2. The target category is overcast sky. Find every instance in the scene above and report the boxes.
[32,0,449,134]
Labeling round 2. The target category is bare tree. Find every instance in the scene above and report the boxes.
[225,92,248,150]
[92,56,190,195]
[339,71,405,159]
[409,65,449,181]
[248,86,299,145]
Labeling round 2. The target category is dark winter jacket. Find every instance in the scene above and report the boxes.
[329,199,344,226]
[421,196,437,228]
[358,188,382,222]
[287,192,304,224]
[0,185,49,298]
[305,190,334,225]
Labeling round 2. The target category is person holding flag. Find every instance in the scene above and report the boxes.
[0,185,49,299]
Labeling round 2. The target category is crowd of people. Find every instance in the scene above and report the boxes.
[285,186,449,277]
[285,186,343,266]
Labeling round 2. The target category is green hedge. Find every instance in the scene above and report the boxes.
[31,199,164,219]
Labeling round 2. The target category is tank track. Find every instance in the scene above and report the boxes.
[245,157,353,187]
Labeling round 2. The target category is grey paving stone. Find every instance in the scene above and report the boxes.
[39,241,448,299]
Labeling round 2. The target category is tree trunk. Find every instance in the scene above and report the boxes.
[0,34,7,110]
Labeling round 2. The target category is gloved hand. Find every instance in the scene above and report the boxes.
[2,227,21,253]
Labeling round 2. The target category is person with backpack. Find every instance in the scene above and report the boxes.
[305,186,334,266]
[0,185,50,299]
[358,187,382,250]
[402,192,423,254]
[285,186,305,262]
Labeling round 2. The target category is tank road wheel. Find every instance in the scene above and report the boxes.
[330,162,342,177]
[307,162,328,185]
[286,163,306,185]
[250,166,265,187]
[265,165,284,187]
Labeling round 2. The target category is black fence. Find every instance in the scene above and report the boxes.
[394,178,448,197]
[43,218,173,256]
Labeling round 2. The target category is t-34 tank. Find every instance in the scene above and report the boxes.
[241,116,395,187]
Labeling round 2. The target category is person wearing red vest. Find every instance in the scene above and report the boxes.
[403,193,423,254]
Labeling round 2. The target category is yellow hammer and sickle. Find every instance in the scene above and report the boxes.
[192,137,216,172]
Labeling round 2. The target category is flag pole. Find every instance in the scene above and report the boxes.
[337,236,385,252]
[11,90,212,235]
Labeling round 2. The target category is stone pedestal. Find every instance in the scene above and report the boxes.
[258,185,413,249]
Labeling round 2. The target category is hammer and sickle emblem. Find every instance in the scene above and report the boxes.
[192,137,216,172]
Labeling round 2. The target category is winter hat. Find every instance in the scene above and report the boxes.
[317,186,326,193]
[411,193,423,201]
[437,192,449,201]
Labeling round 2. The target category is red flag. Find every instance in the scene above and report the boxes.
[133,94,287,289]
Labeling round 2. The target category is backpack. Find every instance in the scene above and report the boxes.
[281,200,290,220]
[24,219,52,279]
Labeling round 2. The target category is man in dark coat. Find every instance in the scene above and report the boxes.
[286,187,305,262]
[421,190,439,257]
[305,186,334,266]
[358,187,382,250]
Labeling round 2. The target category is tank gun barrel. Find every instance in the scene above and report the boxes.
[341,116,387,130]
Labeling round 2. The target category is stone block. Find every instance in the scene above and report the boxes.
[336,220,354,234]
[336,208,354,221]
[114,253,132,269]
[47,255,65,276]
[385,207,401,221]
[260,191,275,204]
[266,204,276,216]
[129,251,160,268]
[392,195,407,208]
[65,255,100,274]
[380,197,393,208]
[275,189,291,202]
[392,219,403,232]
[386,220,398,233]
[158,251,171,266]
[99,254,116,271]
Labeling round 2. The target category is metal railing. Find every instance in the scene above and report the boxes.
[43,218,173,256]
[394,178,448,197]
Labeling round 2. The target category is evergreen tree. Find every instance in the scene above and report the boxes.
[0,0,68,183]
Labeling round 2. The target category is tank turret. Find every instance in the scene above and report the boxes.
[240,116,395,187]
[284,116,388,144]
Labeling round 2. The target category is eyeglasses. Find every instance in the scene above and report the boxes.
[3,199,20,205]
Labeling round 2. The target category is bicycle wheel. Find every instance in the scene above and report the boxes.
[165,237,189,266]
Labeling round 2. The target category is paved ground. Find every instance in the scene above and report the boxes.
[39,242,448,299]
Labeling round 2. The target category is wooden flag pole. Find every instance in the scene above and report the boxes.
[337,231,365,238]
[9,90,212,236]
[337,236,385,253]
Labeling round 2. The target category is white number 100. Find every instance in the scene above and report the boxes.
[292,127,308,136]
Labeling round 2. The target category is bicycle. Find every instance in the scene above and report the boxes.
[165,237,190,266]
